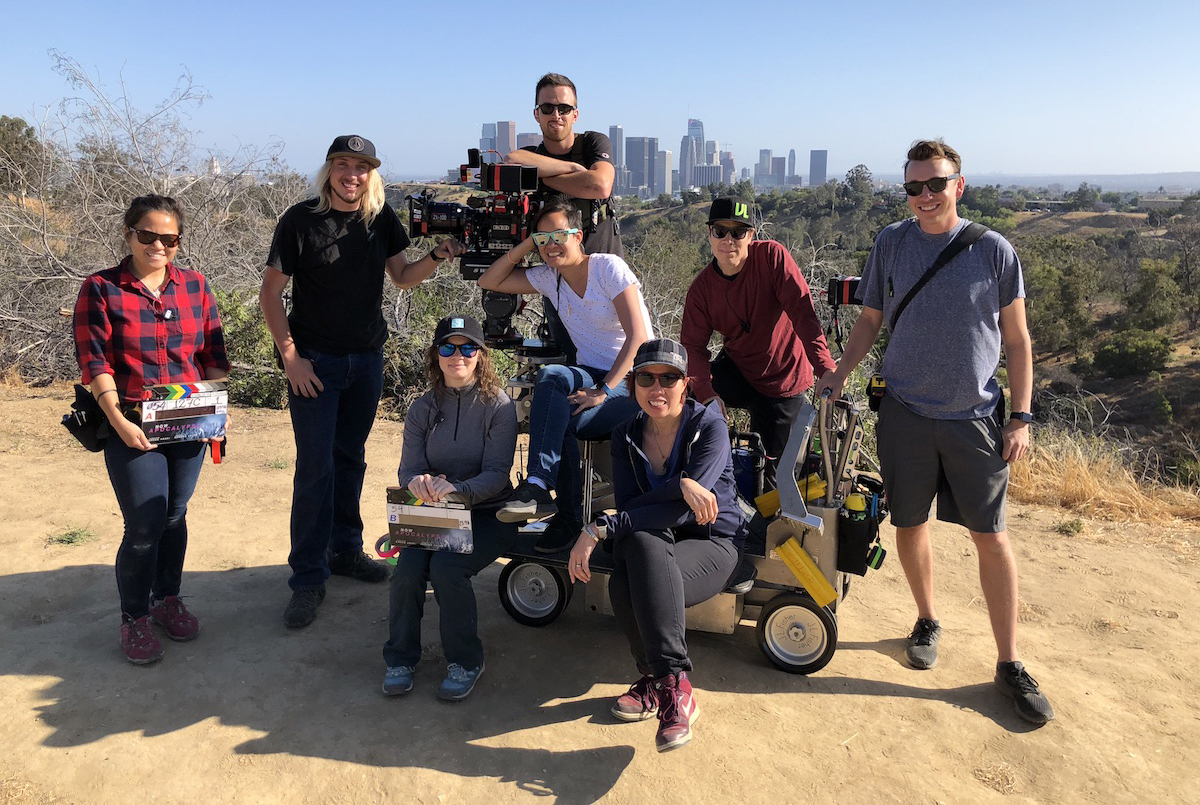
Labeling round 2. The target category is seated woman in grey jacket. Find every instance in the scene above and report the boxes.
[382,315,517,702]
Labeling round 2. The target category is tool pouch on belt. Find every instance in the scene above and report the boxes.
[866,374,886,412]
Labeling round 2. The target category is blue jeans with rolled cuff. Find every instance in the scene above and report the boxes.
[525,364,639,521]
[286,348,384,590]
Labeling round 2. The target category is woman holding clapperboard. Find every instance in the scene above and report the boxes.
[73,194,229,665]
[381,314,518,701]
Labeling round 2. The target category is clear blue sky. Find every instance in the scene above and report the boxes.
[4,0,1198,180]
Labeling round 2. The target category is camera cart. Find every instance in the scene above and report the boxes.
[495,392,886,675]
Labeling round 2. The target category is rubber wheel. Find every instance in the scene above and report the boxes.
[498,560,573,627]
[756,593,838,674]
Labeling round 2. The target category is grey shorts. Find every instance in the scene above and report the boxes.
[876,394,1008,533]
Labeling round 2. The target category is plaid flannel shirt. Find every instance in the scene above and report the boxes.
[73,257,230,403]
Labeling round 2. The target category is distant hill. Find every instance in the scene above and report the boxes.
[874,172,1200,193]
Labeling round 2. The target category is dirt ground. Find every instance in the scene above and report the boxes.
[1,384,1197,804]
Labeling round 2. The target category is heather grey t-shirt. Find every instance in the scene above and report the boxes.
[860,218,1025,420]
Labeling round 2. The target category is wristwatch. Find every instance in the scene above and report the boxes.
[585,522,607,542]
[1009,411,1034,424]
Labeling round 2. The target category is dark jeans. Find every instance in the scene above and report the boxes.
[526,364,639,521]
[711,352,806,491]
[383,511,518,669]
[104,437,207,620]
[287,348,384,590]
[608,529,738,678]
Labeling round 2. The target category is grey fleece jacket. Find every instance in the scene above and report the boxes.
[397,382,517,509]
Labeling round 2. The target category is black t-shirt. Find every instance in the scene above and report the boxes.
[267,199,410,354]
[523,130,623,258]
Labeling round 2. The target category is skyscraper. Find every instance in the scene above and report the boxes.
[705,140,719,166]
[625,136,652,192]
[809,149,828,186]
[688,119,705,159]
[479,123,497,163]
[495,121,516,157]
[516,133,540,149]
[656,150,673,196]
[609,125,624,169]
[771,157,786,186]
[788,149,796,180]
[679,134,697,190]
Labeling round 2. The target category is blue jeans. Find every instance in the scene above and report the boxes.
[526,364,639,521]
[287,348,384,590]
[383,511,518,669]
[104,438,207,620]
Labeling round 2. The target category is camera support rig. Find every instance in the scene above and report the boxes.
[407,149,544,347]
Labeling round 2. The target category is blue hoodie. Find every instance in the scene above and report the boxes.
[597,398,747,548]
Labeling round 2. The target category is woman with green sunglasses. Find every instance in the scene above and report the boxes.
[477,194,653,553]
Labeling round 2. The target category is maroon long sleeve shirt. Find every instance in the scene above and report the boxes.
[681,240,835,401]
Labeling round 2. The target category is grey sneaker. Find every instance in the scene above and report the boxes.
[437,663,485,701]
[382,665,415,697]
[906,618,941,669]
[995,661,1055,724]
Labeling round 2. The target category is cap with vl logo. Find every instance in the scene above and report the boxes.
[707,196,754,226]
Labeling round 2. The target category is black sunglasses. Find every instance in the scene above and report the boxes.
[131,229,181,248]
[709,225,752,240]
[634,371,685,388]
[536,102,576,116]
[437,343,481,358]
[903,174,961,197]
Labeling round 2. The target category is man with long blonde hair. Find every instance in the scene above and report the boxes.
[260,135,464,629]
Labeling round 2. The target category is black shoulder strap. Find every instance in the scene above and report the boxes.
[889,222,989,331]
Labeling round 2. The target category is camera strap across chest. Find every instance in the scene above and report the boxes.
[889,222,989,332]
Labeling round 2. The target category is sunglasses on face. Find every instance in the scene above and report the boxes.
[130,229,181,248]
[437,343,481,358]
[536,102,576,116]
[709,225,752,240]
[532,228,581,246]
[634,371,686,389]
[903,174,961,197]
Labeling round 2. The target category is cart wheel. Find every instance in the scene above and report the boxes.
[756,593,838,674]
[498,560,573,627]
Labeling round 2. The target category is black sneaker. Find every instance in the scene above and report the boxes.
[329,549,389,583]
[995,661,1055,724]
[533,514,582,554]
[283,586,326,629]
[906,618,941,669]
[497,480,557,524]
[723,555,758,594]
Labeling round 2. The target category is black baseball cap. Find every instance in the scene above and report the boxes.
[326,135,380,169]
[707,196,754,226]
[433,315,485,347]
[632,338,688,373]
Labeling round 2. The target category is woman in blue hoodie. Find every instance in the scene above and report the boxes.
[568,338,745,753]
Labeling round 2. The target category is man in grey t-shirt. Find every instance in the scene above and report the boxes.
[816,139,1053,725]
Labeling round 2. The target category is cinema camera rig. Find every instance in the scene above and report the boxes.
[408,149,555,350]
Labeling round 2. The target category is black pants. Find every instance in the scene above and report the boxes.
[608,529,738,679]
[711,353,806,491]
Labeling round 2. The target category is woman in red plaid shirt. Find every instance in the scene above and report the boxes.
[73,194,230,665]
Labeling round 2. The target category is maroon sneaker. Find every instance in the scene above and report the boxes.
[653,672,699,752]
[149,596,201,641]
[121,616,164,665]
[611,675,656,722]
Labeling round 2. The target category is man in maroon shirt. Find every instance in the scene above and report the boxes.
[681,197,836,490]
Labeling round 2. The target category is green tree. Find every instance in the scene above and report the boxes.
[0,115,45,193]
[1125,258,1181,330]
[1020,236,1102,352]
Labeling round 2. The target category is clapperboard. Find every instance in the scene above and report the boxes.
[386,486,474,554]
[140,381,228,444]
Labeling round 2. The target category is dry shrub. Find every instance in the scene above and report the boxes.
[1010,425,1200,523]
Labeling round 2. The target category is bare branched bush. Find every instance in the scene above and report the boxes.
[0,51,304,384]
